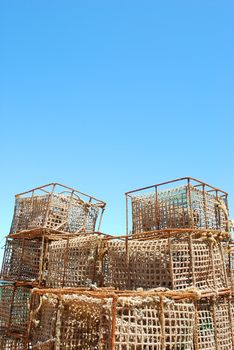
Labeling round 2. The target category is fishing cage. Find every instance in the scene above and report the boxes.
[0,282,31,336]
[126,177,229,234]
[1,237,45,282]
[103,231,228,292]
[196,293,233,350]
[46,234,105,288]
[29,289,197,350]
[10,183,106,235]
[0,335,26,350]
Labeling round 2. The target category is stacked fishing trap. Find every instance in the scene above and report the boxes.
[0,177,233,349]
[0,182,106,349]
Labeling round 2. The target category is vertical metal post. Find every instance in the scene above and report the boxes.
[18,239,26,279]
[159,296,166,350]
[66,190,74,231]
[225,193,230,232]
[43,184,56,229]
[155,186,159,229]
[187,178,195,228]
[126,194,129,236]
[38,236,45,284]
[28,190,35,230]
[215,190,221,230]
[125,194,130,289]
[188,233,196,286]
[168,238,175,290]
[202,184,208,229]
[193,301,199,350]
[97,207,105,232]
[8,285,16,331]
[62,238,70,287]
[110,296,117,350]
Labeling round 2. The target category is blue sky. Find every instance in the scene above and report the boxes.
[0,1,233,261]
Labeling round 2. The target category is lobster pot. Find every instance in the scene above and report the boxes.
[0,335,26,350]
[10,183,106,235]
[30,293,112,350]
[197,296,233,350]
[131,184,228,233]
[0,283,31,335]
[1,238,43,282]
[46,235,103,288]
[29,292,195,350]
[104,237,227,291]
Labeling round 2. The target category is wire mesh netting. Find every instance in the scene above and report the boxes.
[10,183,106,234]
[103,236,227,291]
[130,184,228,233]
[1,238,43,282]
[29,291,196,350]
[0,284,31,335]
[46,234,103,288]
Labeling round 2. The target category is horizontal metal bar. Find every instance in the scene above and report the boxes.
[16,183,55,196]
[15,182,106,205]
[189,177,228,194]
[126,177,190,195]
[126,176,228,196]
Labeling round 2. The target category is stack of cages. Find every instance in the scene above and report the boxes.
[0,182,106,349]
[102,177,233,349]
[27,177,234,350]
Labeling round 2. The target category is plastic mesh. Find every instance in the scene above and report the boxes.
[1,238,43,281]
[131,185,227,233]
[46,235,102,288]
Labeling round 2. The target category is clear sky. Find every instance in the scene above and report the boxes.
[0,1,233,261]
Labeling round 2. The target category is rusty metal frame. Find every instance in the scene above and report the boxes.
[11,182,106,234]
[29,288,233,350]
[125,177,229,237]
